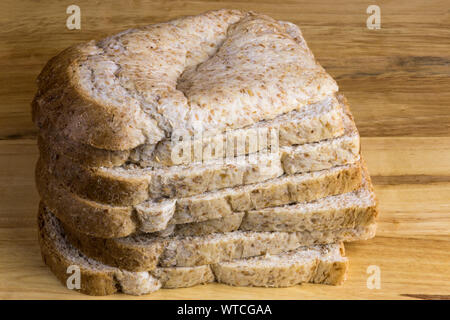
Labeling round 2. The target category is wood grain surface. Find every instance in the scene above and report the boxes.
[0,0,449,300]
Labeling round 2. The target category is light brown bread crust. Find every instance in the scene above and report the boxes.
[38,205,121,296]
[38,126,131,167]
[31,41,161,151]
[36,159,363,238]
[36,159,137,238]
[32,10,338,152]
[39,240,118,296]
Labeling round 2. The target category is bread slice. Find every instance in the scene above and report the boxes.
[38,94,345,168]
[32,10,338,153]
[39,100,358,206]
[39,207,348,295]
[40,202,375,272]
[152,176,377,237]
[36,159,363,238]
[140,160,376,237]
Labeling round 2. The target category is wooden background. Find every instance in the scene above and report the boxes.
[0,0,449,300]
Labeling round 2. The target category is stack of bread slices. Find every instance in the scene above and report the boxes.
[32,9,378,296]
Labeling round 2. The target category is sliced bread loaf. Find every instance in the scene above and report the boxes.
[36,160,363,238]
[39,207,348,295]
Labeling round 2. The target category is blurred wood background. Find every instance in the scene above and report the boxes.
[0,0,449,300]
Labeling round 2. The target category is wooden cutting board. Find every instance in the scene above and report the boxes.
[0,0,449,300]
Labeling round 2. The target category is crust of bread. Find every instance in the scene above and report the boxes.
[38,125,132,167]
[31,41,162,151]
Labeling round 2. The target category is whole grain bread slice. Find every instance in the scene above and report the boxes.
[39,207,348,295]
[36,159,363,238]
[151,176,377,237]
[40,203,375,272]
[39,101,358,205]
[38,94,346,168]
[32,10,338,153]
[140,161,376,237]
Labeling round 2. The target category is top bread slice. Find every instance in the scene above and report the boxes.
[38,94,345,168]
[39,96,359,206]
[32,9,338,153]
